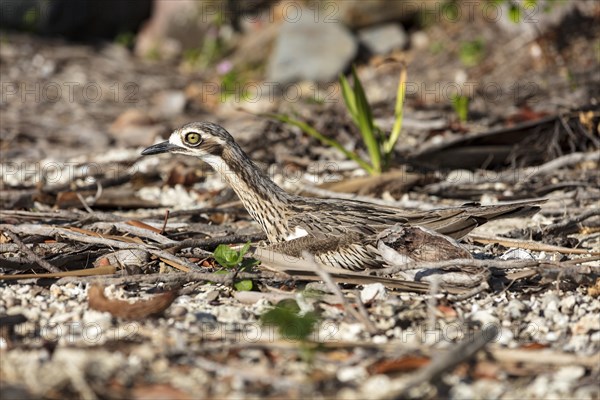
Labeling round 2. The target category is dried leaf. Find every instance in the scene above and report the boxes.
[68,227,144,244]
[88,284,178,320]
[520,343,549,350]
[473,360,501,380]
[588,278,600,297]
[437,305,458,318]
[131,384,193,400]
[159,257,190,272]
[368,356,430,374]
[126,220,162,234]
[0,265,117,280]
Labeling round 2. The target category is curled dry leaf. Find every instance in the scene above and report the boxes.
[368,356,430,375]
[88,284,178,320]
[587,278,600,297]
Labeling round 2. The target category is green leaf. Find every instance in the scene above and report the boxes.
[459,39,485,67]
[234,279,253,291]
[451,95,470,122]
[351,66,381,174]
[213,269,229,275]
[261,300,318,341]
[241,257,260,270]
[383,65,407,157]
[508,4,522,23]
[339,73,358,123]
[213,244,242,268]
[239,241,252,257]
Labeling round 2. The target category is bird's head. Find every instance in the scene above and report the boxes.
[141,122,234,159]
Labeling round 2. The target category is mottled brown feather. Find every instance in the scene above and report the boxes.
[144,122,545,270]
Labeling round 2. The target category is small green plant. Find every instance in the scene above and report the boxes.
[267,65,407,176]
[261,299,320,362]
[261,299,319,341]
[429,41,444,55]
[440,0,460,21]
[183,47,203,66]
[145,46,162,61]
[219,70,252,102]
[451,94,470,123]
[183,10,228,69]
[492,0,558,23]
[213,242,258,291]
[23,7,39,31]
[459,39,485,67]
[115,32,135,48]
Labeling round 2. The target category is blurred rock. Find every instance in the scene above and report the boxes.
[335,0,432,28]
[228,21,280,73]
[111,108,153,130]
[358,23,408,55]
[0,0,151,39]
[495,0,597,37]
[411,30,429,50]
[109,109,163,147]
[360,283,387,304]
[267,7,357,84]
[134,0,204,59]
[151,90,186,118]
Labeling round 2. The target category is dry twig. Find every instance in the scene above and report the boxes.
[382,325,499,399]
[55,270,279,287]
[523,151,599,179]
[164,233,267,251]
[1,224,203,272]
[543,208,600,236]
[1,229,61,273]
[377,258,542,275]
[470,234,600,255]
[302,251,378,334]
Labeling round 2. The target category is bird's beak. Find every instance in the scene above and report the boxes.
[141,141,179,155]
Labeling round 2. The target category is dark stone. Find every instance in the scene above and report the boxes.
[0,0,152,40]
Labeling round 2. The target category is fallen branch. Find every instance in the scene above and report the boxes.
[377,258,543,275]
[489,347,599,368]
[0,265,117,280]
[302,251,378,334]
[88,222,178,245]
[543,208,600,236]
[382,325,499,399]
[1,224,203,272]
[523,151,599,179]
[469,234,600,255]
[55,270,278,287]
[1,229,61,273]
[163,233,267,251]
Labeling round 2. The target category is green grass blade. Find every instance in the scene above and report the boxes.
[383,65,407,155]
[339,73,358,124]
[351,66,381,174]
[451,94,469,122]
[263,113,376,175]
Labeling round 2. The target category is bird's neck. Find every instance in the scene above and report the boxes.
[201,145,291,242]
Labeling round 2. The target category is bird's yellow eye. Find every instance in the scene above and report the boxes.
[185,132,202,146]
